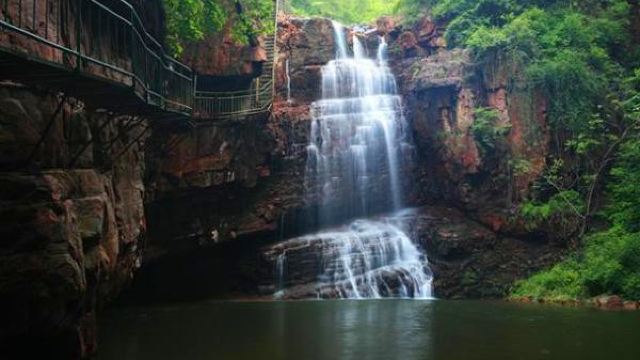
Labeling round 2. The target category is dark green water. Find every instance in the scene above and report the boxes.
[99,300,640,360]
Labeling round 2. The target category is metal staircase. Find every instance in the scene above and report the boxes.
[192,0,281,121]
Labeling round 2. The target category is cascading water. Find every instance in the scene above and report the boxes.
[305,26,407,224]
[268,214,433,299]
[268,22,432,300]
[285,58,292,103]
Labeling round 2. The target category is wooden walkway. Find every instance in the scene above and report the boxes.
[0,0,281,122]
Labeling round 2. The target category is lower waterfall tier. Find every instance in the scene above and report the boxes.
[262,213,433,300]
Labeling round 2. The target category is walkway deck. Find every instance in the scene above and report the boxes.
[0,0,281,121]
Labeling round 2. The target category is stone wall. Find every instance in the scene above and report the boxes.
[0,82,147,358]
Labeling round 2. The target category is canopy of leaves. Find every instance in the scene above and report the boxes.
[289,0,401,24]
[163,0,274,55]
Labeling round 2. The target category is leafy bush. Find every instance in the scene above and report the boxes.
[471,107,510,154]
[163,0,274,55]
[512,259,584,301]
[513,69,640,300]
[513,227,640,300]
[521,190,584,225]
[163,0,226,55]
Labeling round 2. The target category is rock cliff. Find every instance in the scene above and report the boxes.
[0,83,147,358]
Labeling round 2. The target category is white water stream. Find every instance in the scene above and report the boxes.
[272,22,432,299]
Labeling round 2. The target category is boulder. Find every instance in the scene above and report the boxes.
[376,16,396,35]
[594,295,624,310]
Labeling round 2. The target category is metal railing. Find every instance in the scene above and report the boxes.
[0,0,285,120]
[0,0,193,115]
[193,0,282,120]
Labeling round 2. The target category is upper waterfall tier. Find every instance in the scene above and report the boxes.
[305,26,409,226]
[321,59,399,99]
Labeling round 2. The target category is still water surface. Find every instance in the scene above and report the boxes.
[99,300,640,360]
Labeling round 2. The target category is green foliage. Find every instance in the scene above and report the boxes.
[512,258,584,301]
[607,70,640,232]
[606,138,640,233]
[471,107,510,154]
[232,0,275,44]
[163,0,274,55]
[513,68,640,301]
[163,0,226,55]
[513,227,640,300]
[509,158,532,176]
[289,0,400,24]
[520,190,584,227]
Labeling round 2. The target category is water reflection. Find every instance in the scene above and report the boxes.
[99,300,640,360]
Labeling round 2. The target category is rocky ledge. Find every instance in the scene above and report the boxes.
[256,205,565,300]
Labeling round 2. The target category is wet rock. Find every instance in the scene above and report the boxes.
[594,295,625,310]
[261,217,433,299]
[398,31,419,57]
[279,17,336,103]
[254,206,564,300]
[376,16,396,35]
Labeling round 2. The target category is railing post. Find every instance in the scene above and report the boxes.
[193,73,198,111]
[129,5,135,90]
[75,0,82,72]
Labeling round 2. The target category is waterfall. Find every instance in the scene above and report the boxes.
[269,22,432,300]
[306,24,406,225]
[267,215,433,299]
[332,21,349,59]
[285,59,292,103]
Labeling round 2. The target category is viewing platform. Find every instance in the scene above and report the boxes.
[0,0,282,122]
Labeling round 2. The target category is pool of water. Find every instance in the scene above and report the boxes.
[99,300,640,360]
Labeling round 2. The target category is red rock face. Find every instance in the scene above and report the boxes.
[414,17,437,44]
[0,0,64,63]
[275,16,336,103]
[388,21,558,239]
[178,0,271,78]
[181,22,264,77]
[399,31,418,52]
[143,17,338,253]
